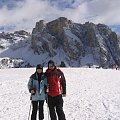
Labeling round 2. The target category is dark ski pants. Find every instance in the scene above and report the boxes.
[31,100,44,120]
[48,95,66,120]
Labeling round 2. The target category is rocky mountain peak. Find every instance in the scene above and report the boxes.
[46,17,73,35]
[1,17,120,68]
[32,20,46,33]
[30,17,120,67]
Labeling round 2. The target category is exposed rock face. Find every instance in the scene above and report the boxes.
[14,30,30,36]
[0,30,30,49]
[31,20,57,56]
[31,17,120,67]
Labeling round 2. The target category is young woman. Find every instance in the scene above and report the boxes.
[28,64,47,120]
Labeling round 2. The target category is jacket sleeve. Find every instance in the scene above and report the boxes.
[43,74,47,93]
[61,73,66,94]
[57,69,66,94]
[28,77,33,93]
[44,75,47,86]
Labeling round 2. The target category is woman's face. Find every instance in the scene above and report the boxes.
[36,68,42,73]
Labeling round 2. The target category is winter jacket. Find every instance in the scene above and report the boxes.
[28,72,47,101]
[45,67,66,97]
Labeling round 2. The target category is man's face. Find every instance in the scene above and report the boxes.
[48,63,55,70]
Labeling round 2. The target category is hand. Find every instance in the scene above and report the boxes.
[46,84,49,93]
[31,90,35,95]
[62,94,66,97]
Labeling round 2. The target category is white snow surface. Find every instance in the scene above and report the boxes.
[0,68,120,120]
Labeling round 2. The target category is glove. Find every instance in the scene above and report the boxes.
[62,94,66,97]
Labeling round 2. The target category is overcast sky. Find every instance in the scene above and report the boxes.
[0,0,120,32]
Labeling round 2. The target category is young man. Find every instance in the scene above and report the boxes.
[45,60,66,120]
[28,64,47,120]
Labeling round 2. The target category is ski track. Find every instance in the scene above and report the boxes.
[0,68,120,120]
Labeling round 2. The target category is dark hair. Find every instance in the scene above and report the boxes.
[48,60,55,68]
[36,64,43,70]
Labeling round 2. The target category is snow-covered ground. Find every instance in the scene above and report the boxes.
[0,68,120,120]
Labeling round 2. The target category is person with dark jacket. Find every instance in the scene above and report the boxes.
[28,64,47,120]
[45,60,66,120]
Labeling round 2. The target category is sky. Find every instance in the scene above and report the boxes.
[0,68,120,120]
[0,0,120,32]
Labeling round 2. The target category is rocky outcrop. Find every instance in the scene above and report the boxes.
[31,17,120,67]
[0,30,30,49]
[14,30,30,36]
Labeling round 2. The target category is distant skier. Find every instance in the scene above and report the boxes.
[60,61,66,67]
[45,60,66,120]
[28,64,47,120]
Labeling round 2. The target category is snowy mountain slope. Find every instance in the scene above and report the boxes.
[0,68,120,120]
[0,31,32,68]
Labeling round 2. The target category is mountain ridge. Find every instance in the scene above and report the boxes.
[0,17,120,68]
